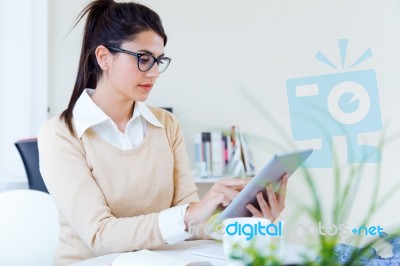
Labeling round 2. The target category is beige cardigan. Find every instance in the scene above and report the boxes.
[38,107,199,265]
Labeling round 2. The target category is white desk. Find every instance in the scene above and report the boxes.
[70,240,225,266]
[70,240,312,266]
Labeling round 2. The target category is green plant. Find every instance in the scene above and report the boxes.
[239,88,400,265]
[229,241,281,266]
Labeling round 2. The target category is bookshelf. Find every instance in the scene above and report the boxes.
[191,126,255,198]
[193,126,255,180]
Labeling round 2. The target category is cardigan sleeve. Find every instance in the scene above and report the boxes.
[165,113,200,207]
[38,118,165,256]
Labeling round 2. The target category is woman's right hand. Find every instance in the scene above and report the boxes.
[184,177,251,230]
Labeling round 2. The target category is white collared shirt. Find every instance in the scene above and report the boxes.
[73,89,163,149]
[73,89,192,244]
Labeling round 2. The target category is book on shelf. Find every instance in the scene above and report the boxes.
[193,126,255,178]
[201,132,212,174]
[238,128,256,175]
[210,131,224,176]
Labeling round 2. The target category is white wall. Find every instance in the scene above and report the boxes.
[47,0,400,241]
[0,0,48,182]
[48,0,85,117]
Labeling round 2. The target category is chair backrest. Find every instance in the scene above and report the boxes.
[161,107,173,113]
[15,138,48,193]
[0,189,59,266]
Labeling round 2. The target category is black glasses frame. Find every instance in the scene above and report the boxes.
[106,46,171,73]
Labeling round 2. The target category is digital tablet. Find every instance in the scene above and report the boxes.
[214,148,313,223]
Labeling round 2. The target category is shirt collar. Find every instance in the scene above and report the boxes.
[73,89,109,138]
[73,89,163,138]
[133,101,164,129]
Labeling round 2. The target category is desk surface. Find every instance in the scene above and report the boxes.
[71,240,225,266]
[70,240,312,266]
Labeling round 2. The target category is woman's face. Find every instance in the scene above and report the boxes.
[107,30,165,102]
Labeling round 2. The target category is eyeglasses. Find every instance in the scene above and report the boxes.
[106,46,171,73]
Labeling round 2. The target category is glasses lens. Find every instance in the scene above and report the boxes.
[157,58,171,73]
[137,54,155,72]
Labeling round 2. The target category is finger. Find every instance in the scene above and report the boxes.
[256,192,272,219]
[235,185,246,192]
[228,184,248,192]
[213,185,240,201]
[246,203,262,217]
[221,196,232,207]
[266,183,279,217]
[277,174,289,210]
[215,177,252,188]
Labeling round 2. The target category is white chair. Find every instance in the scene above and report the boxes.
[0,189,59,266]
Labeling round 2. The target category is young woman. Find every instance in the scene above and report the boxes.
[38,0,288,265]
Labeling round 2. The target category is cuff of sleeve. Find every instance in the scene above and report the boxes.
[158,203,193,244]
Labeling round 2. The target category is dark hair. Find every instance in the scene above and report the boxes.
[60,0,167,134]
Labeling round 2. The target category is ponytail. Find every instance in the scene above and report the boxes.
[60,0,167,135]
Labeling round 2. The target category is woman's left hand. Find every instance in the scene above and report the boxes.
[245,174,288,222]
